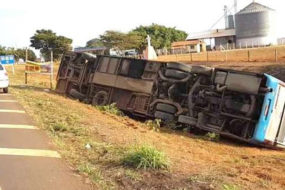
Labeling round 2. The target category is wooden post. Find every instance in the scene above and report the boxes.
[190,53,192,62]
[275,48,278,63]
[225,51,228,62]
[25,73,27,84]
[248,50,250,62]
[207,52,209,62]
[25,48,28,63]
[50,50,54,89]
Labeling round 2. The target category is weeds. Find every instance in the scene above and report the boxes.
[50,122,68,132]
[122,144,169,170]
[77,163,107,187]
[188,174,217,184]
[96,103,123,116]
[205,132,220,141]
[222,184,239,190]
[145,119,161,132]
[125,169,142,181]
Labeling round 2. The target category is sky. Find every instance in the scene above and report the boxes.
[0,0,285,49]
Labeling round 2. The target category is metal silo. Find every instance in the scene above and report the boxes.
[235,2,276,47]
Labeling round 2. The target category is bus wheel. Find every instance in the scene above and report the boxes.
[165,69,188,79]
[92,91,108,106]
[69,88,85,100]
[154,111,174,122]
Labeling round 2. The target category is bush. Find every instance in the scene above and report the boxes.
[145,119,161,132]
[122,145,169,170]
[50,122,67,132]
[96,103,123,116]
[205,132,220,141]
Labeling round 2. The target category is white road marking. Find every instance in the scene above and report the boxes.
[0,124,38,129]
[0,100,17,103]
[0,148,61,158]
[0,109,25,113]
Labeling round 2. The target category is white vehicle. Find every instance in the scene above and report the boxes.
[0,64,9,93]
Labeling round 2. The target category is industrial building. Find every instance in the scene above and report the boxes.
[186,1,277,50]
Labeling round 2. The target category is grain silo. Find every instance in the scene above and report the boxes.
[235,2,276,47]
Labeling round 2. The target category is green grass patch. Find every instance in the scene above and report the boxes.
[95,103,123,116]
[145,119,161,132]
[205,132,220,141]
[122,144,169,170]
[222,184,239,190]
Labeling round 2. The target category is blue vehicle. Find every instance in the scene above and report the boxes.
[56,52,285,148]
[253,75,285,148]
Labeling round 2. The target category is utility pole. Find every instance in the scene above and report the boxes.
[25,47,28,63]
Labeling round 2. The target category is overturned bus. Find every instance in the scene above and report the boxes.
[56,51,285,149]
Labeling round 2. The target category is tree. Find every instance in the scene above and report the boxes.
[14,49,36,61]
[30,29,72,61]
[86,38,104,47]
[0,46,36,61]
[131,24,188,51]
[86,24,187,53]
[99,31,143,50]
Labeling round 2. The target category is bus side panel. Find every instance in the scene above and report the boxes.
[253,74,279,143]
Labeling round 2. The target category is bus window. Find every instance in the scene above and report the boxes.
[107,58,119,74]
[128,60,146,79]
[120,59,131,76]
[98,57,109,73]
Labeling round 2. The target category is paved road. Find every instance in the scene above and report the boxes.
[0,93,92,190]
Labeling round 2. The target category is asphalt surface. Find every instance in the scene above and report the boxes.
[0,93,92,190]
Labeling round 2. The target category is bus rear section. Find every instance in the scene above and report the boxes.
[152,62,285,148]
[253,75,285,148]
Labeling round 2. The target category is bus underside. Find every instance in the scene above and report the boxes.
[56,52,274,146]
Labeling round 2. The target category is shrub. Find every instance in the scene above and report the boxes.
[205,132,220,141]
[145,119,161,131]
[96,103,123,116]
[122,144,169,170]
[50,122,67,132]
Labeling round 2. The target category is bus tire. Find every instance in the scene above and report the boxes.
[164,69,188,79]
[166,62,190,72]
[156,103,177,114]
[190,65,212,75]
[154,111,174,121]
[92,91,108,106]
[69,88,85,100]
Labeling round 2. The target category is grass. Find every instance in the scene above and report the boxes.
[122,144,169,170]
[205,132,220,142]
[145,119,161,132]
[222,184,239,190]
[95,103,124,116]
